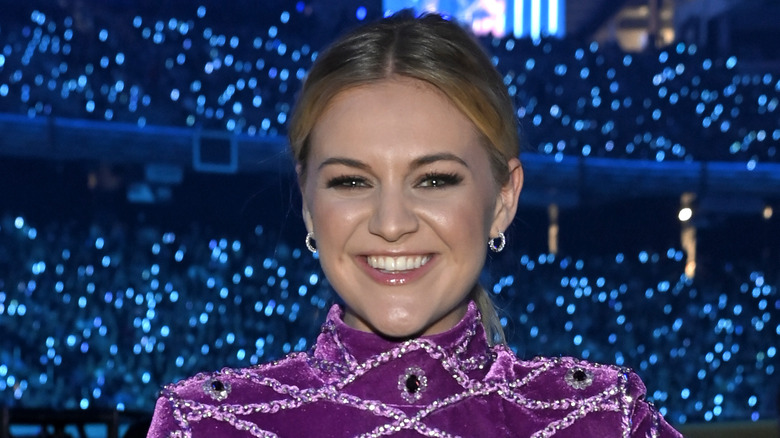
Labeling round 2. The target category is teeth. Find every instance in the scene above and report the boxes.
[366,255,430,272]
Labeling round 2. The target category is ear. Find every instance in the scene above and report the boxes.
[490,158,524,236]
[297,163,315,234]
[302,202,314,234]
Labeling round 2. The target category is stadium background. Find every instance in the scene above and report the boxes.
[0,0,778,436]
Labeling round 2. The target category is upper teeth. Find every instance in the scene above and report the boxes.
[367,255,430,272]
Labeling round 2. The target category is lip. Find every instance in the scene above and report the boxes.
[357,253,437,286]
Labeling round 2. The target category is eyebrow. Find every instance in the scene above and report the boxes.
[317,153,469,171]
[410,153,469,169]
[318,157,371,171]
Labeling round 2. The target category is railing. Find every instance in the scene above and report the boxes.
[2,113,779,209]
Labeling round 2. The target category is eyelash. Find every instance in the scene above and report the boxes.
[326,175,369,189]
[418,172,463,188]
[325,172,463,189]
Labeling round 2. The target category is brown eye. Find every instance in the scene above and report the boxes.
[418,172,463,188]
[326,176,370,189]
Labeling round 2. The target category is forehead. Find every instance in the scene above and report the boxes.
[309,77,483,162]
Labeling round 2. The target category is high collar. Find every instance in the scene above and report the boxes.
[312,301,491,366]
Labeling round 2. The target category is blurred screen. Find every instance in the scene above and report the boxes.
[383,0,565,39]
[383,0,509,37]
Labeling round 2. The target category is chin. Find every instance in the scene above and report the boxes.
[373,324,424,341]
[367,311,428,341]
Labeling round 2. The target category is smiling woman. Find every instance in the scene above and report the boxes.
[148,11,682,437]
[299,77,521,340]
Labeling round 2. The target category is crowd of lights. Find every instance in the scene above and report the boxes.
[0,3,777,162]
[0,212,777,424]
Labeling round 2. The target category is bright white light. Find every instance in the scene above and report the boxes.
[548,0,559,35]
[515,0,524,37]
[764,206,773,220]
[531,0,541,40]
[678,207,693,222]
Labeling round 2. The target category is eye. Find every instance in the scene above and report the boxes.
[326,175,370,189]
[417,172,463,188]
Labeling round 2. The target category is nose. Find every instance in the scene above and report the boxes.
[367,187,419,242]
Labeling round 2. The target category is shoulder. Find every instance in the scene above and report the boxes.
[166,352,314,399]
[491,347,638,395]
[487,348,641,410]
[147,352,319,436]
[488,349,682,437]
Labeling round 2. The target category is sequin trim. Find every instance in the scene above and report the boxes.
[157,309,662,437]
[164,353,634,437]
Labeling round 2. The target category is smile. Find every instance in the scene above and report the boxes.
[366,255,431,272]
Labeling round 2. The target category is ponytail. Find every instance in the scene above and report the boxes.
[471,285,505,346]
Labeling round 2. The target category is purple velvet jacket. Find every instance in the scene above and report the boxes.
[148,302,682,437]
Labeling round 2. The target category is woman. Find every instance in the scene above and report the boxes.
[148,11,681,437]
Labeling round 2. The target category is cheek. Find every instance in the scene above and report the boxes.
[309,195,367,245]
[417,193,494,243]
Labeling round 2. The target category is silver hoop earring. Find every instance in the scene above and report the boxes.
[488,232,506,253]
[305,232,317,254]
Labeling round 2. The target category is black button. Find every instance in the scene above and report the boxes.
[405,375,421,393]
[211,380,225,392]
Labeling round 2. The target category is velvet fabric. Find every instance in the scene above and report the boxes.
[148,302,682,437]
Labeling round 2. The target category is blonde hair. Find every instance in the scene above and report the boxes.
[288,11,518,345]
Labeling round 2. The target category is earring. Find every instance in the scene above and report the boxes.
[305,232,317,253]
[488,232,506,253]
